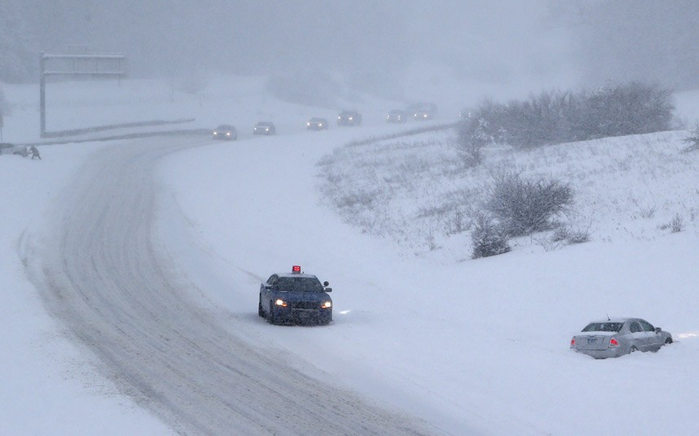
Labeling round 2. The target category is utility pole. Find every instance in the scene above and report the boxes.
[40,52,46,138]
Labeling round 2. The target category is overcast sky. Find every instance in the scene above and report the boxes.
[15,0,563,80]
[4,1,698,92]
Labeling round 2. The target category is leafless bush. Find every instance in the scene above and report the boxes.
[485,171,574,237]
[567,229,591,244]
[658,214,684,233]
[682,125,699,153]
[638,206,657,219]
[550,226,590,245]
[550,227,569,242]
[670,214,684,233]
[461,83,674,148]
[471,213,511,259]
[457,117,491,167]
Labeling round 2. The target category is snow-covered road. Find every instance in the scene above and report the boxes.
[22,137,439,436]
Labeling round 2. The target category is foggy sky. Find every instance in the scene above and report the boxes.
[5,1,699,92]
[16,0,559,80]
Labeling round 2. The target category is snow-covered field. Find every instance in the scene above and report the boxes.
[2,75,699,435]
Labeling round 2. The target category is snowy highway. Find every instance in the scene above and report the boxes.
[23,136,441,436]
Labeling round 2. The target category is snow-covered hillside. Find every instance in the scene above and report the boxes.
[159,120,699,436]
[1,76,699,435]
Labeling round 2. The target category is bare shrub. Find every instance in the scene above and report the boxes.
[550,227,569,242]
[682,125,699,153]
[457,117,491,167]
[485,171,574,237]
[567,229,591,244]
[638,206,657,219]
[471,213,510,259]
[460,83,673,149]
[550,226,590,246]
[670,214,684,233]
[658,214,684,233]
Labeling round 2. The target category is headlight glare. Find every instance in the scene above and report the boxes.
[275,299,287,307]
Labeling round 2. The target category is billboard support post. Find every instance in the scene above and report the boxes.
[39,52,127,138]
[40,53,46,137]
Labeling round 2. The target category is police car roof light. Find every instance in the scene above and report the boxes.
[292,265,302,273]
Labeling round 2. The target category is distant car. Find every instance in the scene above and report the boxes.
[337,110,362,126]
[0,143,29,157]
[307,117,329,131]
[258,265,333,325]
[407,102,438,120]
[412,108,434,120]
[386,109,408,123]
[253,121,276,135]
[570,318,673,359]
[212,125,237,140]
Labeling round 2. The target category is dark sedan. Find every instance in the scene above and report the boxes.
[258,266,333,325]
[337,110,362,126]
[306,117,329,130]
[253,121,276,135]
[386,110,408,123]
[212,124,237,140]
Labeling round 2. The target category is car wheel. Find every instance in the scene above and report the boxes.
[258,297,264,317]
[267,302,276,325]
[665,337,673,345]
[630,345,638,353]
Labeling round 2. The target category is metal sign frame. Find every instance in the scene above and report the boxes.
[40,52,128,137]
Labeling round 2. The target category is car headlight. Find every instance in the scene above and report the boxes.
[275,299,288,307]
[321,301,332,309]
[213,131,218,135]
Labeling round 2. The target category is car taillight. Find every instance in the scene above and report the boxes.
[609,338,620,347]
[570,338,576,348]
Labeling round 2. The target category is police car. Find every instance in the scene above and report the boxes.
[258,266,333,325]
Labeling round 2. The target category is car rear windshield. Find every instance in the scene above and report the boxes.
[274,277,324,292]
[582,322,623,332]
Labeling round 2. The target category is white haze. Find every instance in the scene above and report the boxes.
[5,1,699,100]
[11,1,567,85]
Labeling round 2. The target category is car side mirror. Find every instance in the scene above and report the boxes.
[655,327,662,333]
[325,288,332,293]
